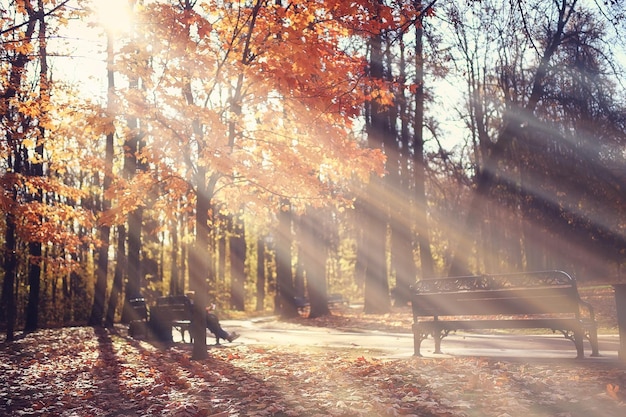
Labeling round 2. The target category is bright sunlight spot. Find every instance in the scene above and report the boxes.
[91,0,133,35]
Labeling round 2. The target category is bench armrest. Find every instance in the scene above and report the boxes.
[578,299,596,322]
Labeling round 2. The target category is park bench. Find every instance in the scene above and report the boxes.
[150,295,193,343]
[411,270,599,358]
[295,293,349,315]
[128,298,149,338]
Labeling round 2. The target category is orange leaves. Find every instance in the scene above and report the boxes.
[3,326,626,417]
[85,0,387,224]
[607,383,622,401]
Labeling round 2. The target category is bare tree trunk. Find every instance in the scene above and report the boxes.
[2,208,18,342]
[256,238,266,311]
[91,30,115,326]
[362,19,390,314]
[25,0,52,331]
[276,201,298,318]
[303,208,331,319]
[218,214,227,285]
[229,215,246,311]
[169,217,181,295]
[413,9,434,280]
[105,226,126,327]
[189,169,214,360]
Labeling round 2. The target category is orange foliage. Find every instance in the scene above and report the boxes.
[107,1,390,220]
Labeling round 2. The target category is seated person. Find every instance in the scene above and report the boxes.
[206,303,239,345]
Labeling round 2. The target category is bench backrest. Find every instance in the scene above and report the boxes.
[411,270,582,318]
[155,296,193,321]
[129,297,148,321]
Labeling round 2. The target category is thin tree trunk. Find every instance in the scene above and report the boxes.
[304,208,330,319]
[91,30,115,326]
[413,9,434,280]
[390,33,416,306]
[276,201,298,318]
[105,226,126,327]
[2,208,18,342]
[218,215,227,284]
[229,215,246,311]
[169,217,180,295]
[256,238,266,311]
[362,17,390,314]
[189,168,212,360]
[25,0,50,331]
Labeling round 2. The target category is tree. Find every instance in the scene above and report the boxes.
[445,0,626,277]
[92,22,116,328]
[0,0,39,341]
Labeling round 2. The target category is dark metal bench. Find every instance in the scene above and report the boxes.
[150,295,193,343]
[294,293,349,316]
[411,270,599,358]
[128,298,149,338]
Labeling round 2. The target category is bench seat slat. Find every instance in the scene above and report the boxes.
[416,318,581,330]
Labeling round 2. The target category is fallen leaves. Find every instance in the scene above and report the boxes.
[1,325,625,417]
[607,383,621,401]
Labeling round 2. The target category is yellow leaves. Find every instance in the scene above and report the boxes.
[22,138,36,148]
[7,39,34,55]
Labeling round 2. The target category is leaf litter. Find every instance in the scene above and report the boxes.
[1,324,625,417]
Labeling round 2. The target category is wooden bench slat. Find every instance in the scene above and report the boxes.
[416,318,581,330]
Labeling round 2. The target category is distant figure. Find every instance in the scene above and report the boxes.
[206,303,240,345]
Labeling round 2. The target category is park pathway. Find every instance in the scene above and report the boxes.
[210,316,623,362]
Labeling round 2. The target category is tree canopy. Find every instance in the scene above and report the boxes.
[1,0,626,339]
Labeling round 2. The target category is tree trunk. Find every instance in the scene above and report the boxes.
[105,226,126,327]
[362,16,390,314]
[229,215,246,311]
[189,169,213,360]
[360,180,391,314]
[218,215,227,284]
[90,31,115,327]
[412,13,434,280]
[25,0,52,332]
[122,27,144,322]
[169,217,181,295]
[256,238,266,311]
[303,208,331,319]
[2,208,18,342]
[276,201,298,318]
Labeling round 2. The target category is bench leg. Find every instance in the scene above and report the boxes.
[412,324,422,356]
[412,323,426,356]
[588,327,600,357]
[433,330,443,354]
[183,327,193,344]
[574,329,585,359]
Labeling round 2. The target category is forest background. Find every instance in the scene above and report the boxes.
[1,0,626,356]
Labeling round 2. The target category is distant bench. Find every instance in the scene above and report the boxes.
[295,293,349,315]
[410,270,599,358]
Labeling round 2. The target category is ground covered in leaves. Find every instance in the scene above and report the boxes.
[1,319,625,416]
[1,286,624,417]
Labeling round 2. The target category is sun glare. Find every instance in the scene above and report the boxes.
[92,0,133,35]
